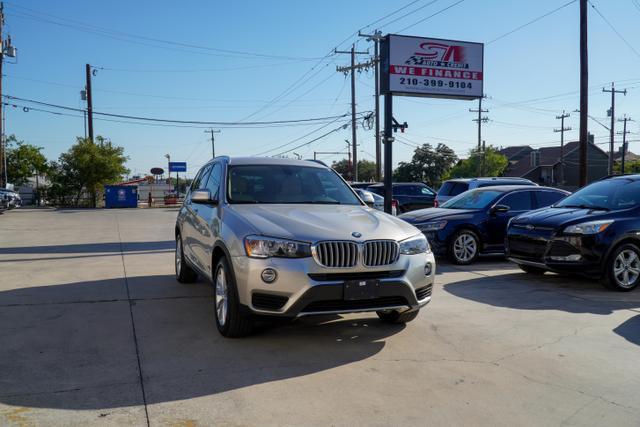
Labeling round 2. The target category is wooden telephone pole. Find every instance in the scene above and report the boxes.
[335,44,370,181]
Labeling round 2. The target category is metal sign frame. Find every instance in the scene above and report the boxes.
[381,34,484,100]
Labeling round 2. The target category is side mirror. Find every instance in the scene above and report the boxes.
[191,189,218,205]
[359,190,376,206]
[491,204,510,214]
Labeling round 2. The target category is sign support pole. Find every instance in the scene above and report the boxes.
[383,93,393,214]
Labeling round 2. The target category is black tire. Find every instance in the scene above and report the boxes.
[448,229,480,265]
[175,233,198,283]
[213,257,253,337]
[518,264,547,275]
[601,243,640,292]
[376,309,419,324]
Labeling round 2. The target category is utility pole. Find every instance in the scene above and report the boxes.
[336,44,369,182]
[205,129,221,158]
[603,82,627,175]
[85,64,94,143]
[579,0,588,186]
[469,95,489,150]
[359,30,384,182]
[0,2,4,188]
[554,111,571,185]
[344,139,352,178]
[470,95,488,177]
[618,116,633,174]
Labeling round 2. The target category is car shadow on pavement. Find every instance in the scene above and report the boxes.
[443,272,640,315]
[0,241,174,255]
[613,314,640,346]
[0,275,405,410]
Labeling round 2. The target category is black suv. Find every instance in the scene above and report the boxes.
[506,175,640,291]
[367,182,436,213]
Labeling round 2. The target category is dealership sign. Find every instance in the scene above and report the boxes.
[381,34,483,100]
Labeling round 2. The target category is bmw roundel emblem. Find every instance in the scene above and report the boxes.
[351,232,362,238]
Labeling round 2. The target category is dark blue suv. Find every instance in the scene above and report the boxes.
[400,186,568,264]
[507,175,640,291]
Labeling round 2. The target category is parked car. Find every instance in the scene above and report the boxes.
[175,157,435,337]
[506,175,640,291]
[0,189,21,209]
[353,188,397,216]
[367,182,436,213]
[435,177,537,207]
[0,192,7,213]
[400,185,569,264]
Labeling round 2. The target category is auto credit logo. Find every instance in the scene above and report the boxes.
[405,42,469,69]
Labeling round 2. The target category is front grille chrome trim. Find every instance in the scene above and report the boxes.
[363,240,399,266]
[312,239,400,268]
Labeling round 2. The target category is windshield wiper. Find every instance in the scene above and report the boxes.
[559,204,610,211]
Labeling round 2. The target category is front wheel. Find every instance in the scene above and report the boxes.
[448,229,480,265]
[213,257,253,337]
[602,244,640,291]
[376,309,419,324]
[175,233,198,283]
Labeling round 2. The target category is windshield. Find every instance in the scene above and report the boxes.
[441,189,502,210]
[227,164,362,205]
[555,178,640,210]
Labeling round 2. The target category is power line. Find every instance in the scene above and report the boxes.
[5,2,320,61]
[271,123,350,158]
[588,0,640,60]
[253,112,371,156]
[4,94,353,126]
[396,0,466,33]
[487,0,577,44]
[378,0,441,30]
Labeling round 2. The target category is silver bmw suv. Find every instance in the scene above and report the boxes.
[175,157,435,337]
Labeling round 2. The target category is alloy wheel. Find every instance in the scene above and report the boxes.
[175,238,182,275]
[215,266,228,326]
[613,249,640,289]
[454,233,477,263]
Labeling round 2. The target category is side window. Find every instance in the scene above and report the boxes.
[500,191,533,211]
[450,182,469,196]
[535,191,566,208]
[205,163,223,199]
[420,187,435,196]
[190,164,211,192]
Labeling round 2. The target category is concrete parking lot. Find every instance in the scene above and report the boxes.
[1,208,639,426]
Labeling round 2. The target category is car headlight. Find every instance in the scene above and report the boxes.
[244,235,312,258]
[399,234,430,255]
[563,220,614,235]
[416,220,447,232]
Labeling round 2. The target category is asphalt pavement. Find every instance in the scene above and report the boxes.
[1,208,639,426]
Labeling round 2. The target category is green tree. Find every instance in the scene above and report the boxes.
[393,143,458,187]
[448,146,508,178]
[49,136,129,207]
[5,135,49,186]
[331,159,377,182]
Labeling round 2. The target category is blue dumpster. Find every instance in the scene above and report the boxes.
[105,185,138,208]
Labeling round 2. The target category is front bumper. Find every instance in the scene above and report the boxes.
[231,252,436,317]
[506,228,607,277]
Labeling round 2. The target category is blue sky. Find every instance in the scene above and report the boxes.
[4,0,640,179]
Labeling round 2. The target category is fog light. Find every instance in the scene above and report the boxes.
[549,254,582,262]
[261,268,278,283]
[424,262,432,276]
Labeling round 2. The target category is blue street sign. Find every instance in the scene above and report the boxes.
[169,162,187,172]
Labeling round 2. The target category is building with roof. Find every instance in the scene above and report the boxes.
[500,137,608,190]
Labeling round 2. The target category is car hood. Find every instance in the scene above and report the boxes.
[512,207,610,228]
[399,207,478,223]
[228,204,420,242]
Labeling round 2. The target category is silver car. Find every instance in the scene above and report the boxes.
[175,157,435,337]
